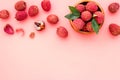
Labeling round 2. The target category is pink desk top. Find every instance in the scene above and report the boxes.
[0,0,120,80]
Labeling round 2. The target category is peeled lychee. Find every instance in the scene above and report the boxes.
[86,2,98,12]
[81,11,92,22]
[94,11,104,24]
[15,11,27,21]
[15,1,26,11]
[0,10,9,19]
[109,23,120,36]
[73,18,85,31]
[108,3,119,13]
[75,4,85,12]
[28,5,39,17]
[57,26,68,38]
[47,14,59,24]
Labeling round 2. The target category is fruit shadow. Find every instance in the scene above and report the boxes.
[73,31,98,41]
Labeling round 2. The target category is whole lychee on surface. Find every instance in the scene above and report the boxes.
[94,11,104,24]
[28,5,39,17]
[0,10,9,19]
[72,18,85,31]
[57,26,68,38]
[75,4,85,12]
[86,1,98,12]
[41,0,51,11]
[109,23,120,36]
[108,2,119,13]
[81,11,92,22]
[15,11,27,21]
[47,14,59,24]
[15,1,26,11]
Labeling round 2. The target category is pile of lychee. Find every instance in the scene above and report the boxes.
[1,0,120,39]
[1,0,68,39]
[65,1,120,37]
[65,1,104,34]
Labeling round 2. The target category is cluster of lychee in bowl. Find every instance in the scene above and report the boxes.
[65,0,104,34]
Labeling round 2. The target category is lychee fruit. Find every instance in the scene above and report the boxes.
[108,2,119,13]
[15,1,26,11]
[41,0,51,11]
[75,4,85,12]
[15,11,27,21]
[81,11,92,22]
[86,22,94,32]
[57,26,68,38]
[47,14,59,24]
[109,23,120,36]
[86,1,98,12]
[72,18,85,31]
[4,24,14,35]
[94,11,104,24]
[0,10,9,19]
[28,5,39,17]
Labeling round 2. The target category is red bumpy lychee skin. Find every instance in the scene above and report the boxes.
[15,11,27,21]
[81,11,92,22]
[73,18,85,31]
[15,1,26,11]
[28,5,39,17]
[108,3,119,13]
[0,10,9,19]
[41,0,51,11]
[86,22,94,32]
[47,14,59,24]
[86,1,98,12]
[76,4,85,12]
[109,23,120,36]
[4,24,14,35]
[94,11,104,24]
[57,26,68,38]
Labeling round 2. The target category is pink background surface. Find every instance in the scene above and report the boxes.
[0,0,120,80]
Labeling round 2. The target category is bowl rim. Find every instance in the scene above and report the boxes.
[69,0,105,34]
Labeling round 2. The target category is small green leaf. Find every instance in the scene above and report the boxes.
[92,18,100,34]
[69,6,80,16]
[65,6,80,20]
[65,14,79,20]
